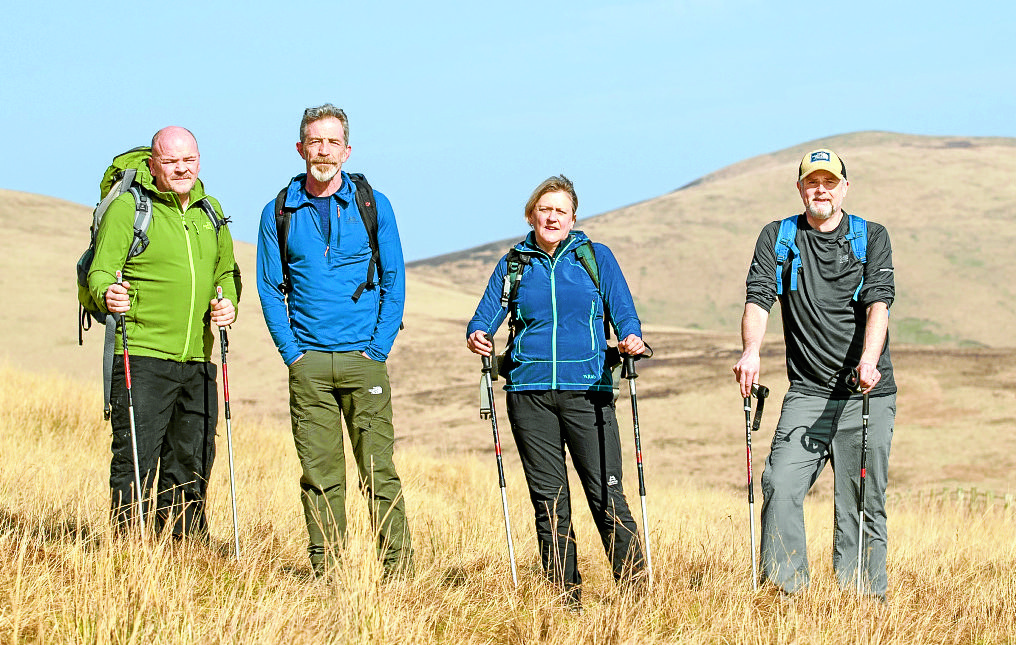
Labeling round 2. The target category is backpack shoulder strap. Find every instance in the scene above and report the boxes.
[499,246,532,352]
[774,215,801,295]
[500,247,531,309]
[574,239,600,290]
[125,186,152,260]
[274,185,293,294]
[844,213,868,301]
[196,197,226,233]
[845,213,868,263]
[574,239,613,339]
[348,173,380,303]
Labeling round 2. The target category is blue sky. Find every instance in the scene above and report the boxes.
[2,0,1013,261]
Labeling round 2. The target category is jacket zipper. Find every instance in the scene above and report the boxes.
[547,237,575,389]
[180,208,197,360]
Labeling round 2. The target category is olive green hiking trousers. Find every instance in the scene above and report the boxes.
[288,350,412,574]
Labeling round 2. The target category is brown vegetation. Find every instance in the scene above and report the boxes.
[1,131,1015,642]
[1,367,1014,644]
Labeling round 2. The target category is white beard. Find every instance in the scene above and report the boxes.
[309,163,339,183]
[806,200,833,220]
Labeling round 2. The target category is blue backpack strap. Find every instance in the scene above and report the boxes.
[844,213,868,300]
[774,215,801,295]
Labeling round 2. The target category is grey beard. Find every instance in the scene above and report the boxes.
[310,163,339,182]
[806,201,834,220]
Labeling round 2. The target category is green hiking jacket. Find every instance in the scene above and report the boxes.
[87,165,242,362]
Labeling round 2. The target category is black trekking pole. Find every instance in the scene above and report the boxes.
[743,383,769,591]
[216,286,241,560]
[622,352,653,587]
[847,368,870,593]
[479,334,518,588]
[115,271,145,531]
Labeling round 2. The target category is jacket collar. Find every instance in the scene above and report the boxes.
[517,230,590,258]
[286,171,355,209]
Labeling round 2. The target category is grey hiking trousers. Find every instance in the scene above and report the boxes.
[760,390,896,597]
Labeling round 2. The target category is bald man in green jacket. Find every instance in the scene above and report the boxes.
[88,126,241,536]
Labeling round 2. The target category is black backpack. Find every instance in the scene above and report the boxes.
[273,172,380,301]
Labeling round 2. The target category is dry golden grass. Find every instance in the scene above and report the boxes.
[2,365,1014,644]
[2,131,1015,642]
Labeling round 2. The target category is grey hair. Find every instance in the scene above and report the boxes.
[300,104,349,145]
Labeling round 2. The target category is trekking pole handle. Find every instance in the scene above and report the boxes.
[623,355,638,380]
[113,271,125,323]
[621,343,652,380]
[749,383,769,433]
[847,367,861,393]
[215,286,229,354]
[480,333,494,374]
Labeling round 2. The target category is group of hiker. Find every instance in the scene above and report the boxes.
[81,103,896,604]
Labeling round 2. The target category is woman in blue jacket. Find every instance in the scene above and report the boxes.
[466,175,646,605]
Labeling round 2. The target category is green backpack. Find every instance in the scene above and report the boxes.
[75,146,222,418]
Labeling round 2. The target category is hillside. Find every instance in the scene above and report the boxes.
[2,131,1015,499]
[411,131,1016,348]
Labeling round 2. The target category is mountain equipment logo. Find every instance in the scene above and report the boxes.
[369,386,383,395]
[811,151,831,163]
[607,475,618,486]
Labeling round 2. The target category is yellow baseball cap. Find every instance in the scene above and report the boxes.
[798,149,847,181]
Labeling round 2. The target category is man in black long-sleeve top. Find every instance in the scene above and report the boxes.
[732,149,896,600]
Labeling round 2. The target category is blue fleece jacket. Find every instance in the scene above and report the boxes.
[257,172,405,365]
[467,231,641,392]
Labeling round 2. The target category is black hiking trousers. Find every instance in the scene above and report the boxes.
[506,390,645,602]
[109,355,217,537]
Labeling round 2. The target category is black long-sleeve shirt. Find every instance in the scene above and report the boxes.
[745,212,896,398]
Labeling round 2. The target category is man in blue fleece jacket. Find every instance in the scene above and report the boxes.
[256,104,411,576]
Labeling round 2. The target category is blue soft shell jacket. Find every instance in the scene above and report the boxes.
[467,231,641,392]
[257,172,405,365]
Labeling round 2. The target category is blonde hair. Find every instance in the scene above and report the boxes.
[524,175,577,221]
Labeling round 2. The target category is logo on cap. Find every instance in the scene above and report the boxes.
[811,151,831,163]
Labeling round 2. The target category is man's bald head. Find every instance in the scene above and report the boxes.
[148,126,201,203]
